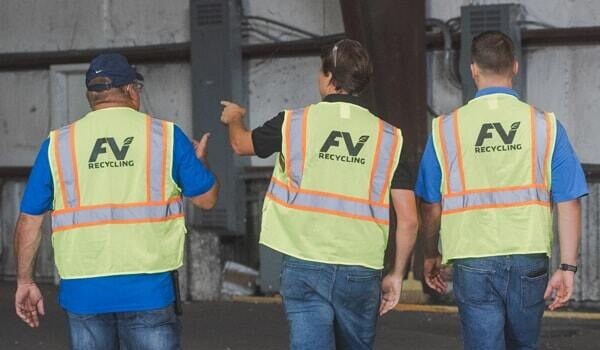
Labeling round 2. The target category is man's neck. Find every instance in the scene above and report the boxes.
[476,77,513,91]
[92,102,136,111]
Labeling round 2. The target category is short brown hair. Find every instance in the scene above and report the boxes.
[321,39,372,95]
[471,31,515,76]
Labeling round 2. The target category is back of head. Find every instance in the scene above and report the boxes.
[85,53,144,110]
[86,77,130,107]
[471,31,515,76]
[321,39,372,95]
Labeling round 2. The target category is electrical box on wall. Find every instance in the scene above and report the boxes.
[459,4,525,103]
[190,0,246,234]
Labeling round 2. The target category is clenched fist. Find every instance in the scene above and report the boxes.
[220,101,246,125]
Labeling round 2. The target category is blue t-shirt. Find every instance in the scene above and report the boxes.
[415,87,588,203]
[21,124,215,314]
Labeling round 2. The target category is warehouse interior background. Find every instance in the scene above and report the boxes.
[1,0,600,306]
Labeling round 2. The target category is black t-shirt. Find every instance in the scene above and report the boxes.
[251,94,415,190]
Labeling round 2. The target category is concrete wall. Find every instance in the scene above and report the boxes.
[427,0,600,163]
[0,0,343,167]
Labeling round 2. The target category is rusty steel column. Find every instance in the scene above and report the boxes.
[340,0,427,160]
[340,0,427,273]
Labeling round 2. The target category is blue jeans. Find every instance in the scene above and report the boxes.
[67,305,181,350]
[453,254,549,350]
[280,255,382,350]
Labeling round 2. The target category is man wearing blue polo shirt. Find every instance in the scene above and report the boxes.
[14,53,218,350]
[418,32,587,349]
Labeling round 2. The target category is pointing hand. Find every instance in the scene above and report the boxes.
[220,101,246,125]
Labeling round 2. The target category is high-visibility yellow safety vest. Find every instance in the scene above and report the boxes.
[432,93,557,263]
[48,107,186,279]
[260,101,403,269]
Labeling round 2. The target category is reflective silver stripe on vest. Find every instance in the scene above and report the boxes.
[149,118,165,202]
[52,198,183,230]
[287,108,305,188]
[442,187,549,212]
[440,113,464,193]
[370,121,397,202]
[56,125,79,208]
[533,108,548,185]
[268,180,389,223]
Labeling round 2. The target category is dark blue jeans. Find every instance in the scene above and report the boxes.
[453,254,549,350]
[280,255,382,350]
[67,305,180,350]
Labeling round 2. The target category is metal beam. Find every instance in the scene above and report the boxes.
[340,0,427,274]
[340,0,427,160]
[2,27,600,71]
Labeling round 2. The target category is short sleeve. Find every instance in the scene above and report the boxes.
[251,112,284,158]
[20,139,54,215]
[172,125,216,197]
[550,121,588,202]
[391,146,416,190]
[414,135,442,203]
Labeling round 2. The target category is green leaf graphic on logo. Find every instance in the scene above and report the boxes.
[123,137,134,145]
[510,122,520,130]
[358,135,369,143]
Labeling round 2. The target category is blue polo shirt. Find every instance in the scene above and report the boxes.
[415,87,588,203]
[21,124,215,314]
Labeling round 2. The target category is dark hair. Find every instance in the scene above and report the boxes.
[320,39,372,95]
[471,31,515,76]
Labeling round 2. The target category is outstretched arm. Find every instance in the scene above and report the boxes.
[220,101,255,156]
[14,213,46,328]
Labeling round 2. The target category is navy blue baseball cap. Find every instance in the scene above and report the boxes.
[85,53,144,91]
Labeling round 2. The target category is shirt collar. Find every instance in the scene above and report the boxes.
[475,87,519,98]
[322,94,371,111]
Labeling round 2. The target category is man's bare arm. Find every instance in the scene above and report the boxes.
[220,101,255,156]
[379,189,418,315]
[545,199,581,310]
[421,201,447,293]
[190,182,219,209]
[14,213,46,327]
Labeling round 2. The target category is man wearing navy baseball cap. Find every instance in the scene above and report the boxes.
[14,52,219,349]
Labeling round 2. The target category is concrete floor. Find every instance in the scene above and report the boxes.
[1,282,600,349]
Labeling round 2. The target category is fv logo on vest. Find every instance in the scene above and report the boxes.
[474,122,522,153]
[319,131,369,165]
[88,137,135,169]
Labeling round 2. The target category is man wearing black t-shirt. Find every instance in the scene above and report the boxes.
[219,40,418,350]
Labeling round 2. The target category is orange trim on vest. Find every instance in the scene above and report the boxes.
[161,120,168,202]
[270,176,389,208]
[300,107,309,178]
[368,119,384,202]
[69,123,81,206]
[53,132,69,209]
[452,110,466,192]
[52,213,184,233]
[284,110,294,188]
[438,117,451,195]
[379,127,399,204]
[530,107,537,185]
[442,200,550,215]
[145,116,152,201]
[543,112,552,187]
[52,197,182,215]
[443,183,547,198]
[265,192,389,225]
